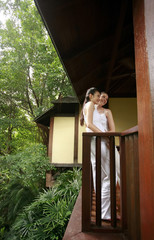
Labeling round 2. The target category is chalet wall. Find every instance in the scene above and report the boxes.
[52,117,74,164]
[109,98,137,131]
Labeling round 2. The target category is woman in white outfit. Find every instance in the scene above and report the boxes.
[97,92,120,186]
[80,88,118,220]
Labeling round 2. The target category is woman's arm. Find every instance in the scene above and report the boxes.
[106,109,115,132]
[86,102,102,132]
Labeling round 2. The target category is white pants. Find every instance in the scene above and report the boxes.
[115,147,120,185]
[91,137,111,219]
[91,137,120,219]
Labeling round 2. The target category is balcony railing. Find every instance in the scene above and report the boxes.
[82,126,140,239]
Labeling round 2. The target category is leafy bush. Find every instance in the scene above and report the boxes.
[0,144,51,232]
[8,168,82,240]
[0,145,81,240]
[0,144,51,188]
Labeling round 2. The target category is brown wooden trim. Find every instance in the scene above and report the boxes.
[121,125,138,136]
[133,133,141,239]
[83,132,121,137]
[133,0,154,238]
[110,136,116,228]
[119,136,127,231]
[82,135,91,231]
[48,117,54,162]
[125,134,140,240]
[96,136,101,226]
[74,107,79,163]
[89,226,122,233]
[82,126,138,138]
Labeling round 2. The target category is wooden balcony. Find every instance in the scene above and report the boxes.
[63,126,140,240]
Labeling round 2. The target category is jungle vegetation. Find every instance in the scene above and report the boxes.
[0,1,80,239]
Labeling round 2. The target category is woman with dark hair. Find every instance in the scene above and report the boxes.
[97,92,120,185]
[81,87,111,220]
[80,87,101,129]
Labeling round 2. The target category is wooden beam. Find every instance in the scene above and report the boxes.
[48,117,54,162]
[74,105,79,163]
[133,0,154,238]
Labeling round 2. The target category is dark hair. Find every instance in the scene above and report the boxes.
[100,91,108,97]
[80,87,100,126]
[100,91,109,108]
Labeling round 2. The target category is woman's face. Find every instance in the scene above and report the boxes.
[98,93,108,106]
[89,91,100,104]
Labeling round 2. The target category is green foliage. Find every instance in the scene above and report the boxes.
[0,144,50,187]
[8,168,82,240]
[0,144,81,239]
[0,0,75,154]
[0,1,80,238]
[0,216,6,240]
[0,0,75,114]
[0,107,38,154]
[0,144,51,229]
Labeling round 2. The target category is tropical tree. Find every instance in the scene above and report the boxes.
[0,0,75,153]
[0,0,74,117]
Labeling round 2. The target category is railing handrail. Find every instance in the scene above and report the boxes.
[121,125,138,136]
[82,125,138,138]
[82,132,121,137]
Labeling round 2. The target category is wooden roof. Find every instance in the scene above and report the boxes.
[34,96,79,126]
[34,0,136,103]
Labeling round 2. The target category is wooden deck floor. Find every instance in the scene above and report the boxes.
[63,186,127,240]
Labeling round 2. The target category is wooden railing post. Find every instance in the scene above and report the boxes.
[120,136,127,231]
[96,136,101,226]
[110,136,117,228]
[82,134,91,231]
[125,133,140,240]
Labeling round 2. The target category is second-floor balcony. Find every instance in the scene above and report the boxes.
[63,126,140,240]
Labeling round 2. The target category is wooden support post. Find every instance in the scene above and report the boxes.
[133,0,154,238]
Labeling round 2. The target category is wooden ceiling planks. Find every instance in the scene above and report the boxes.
[34,0,136,102]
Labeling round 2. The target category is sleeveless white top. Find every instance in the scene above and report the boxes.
[83,103,108,132]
